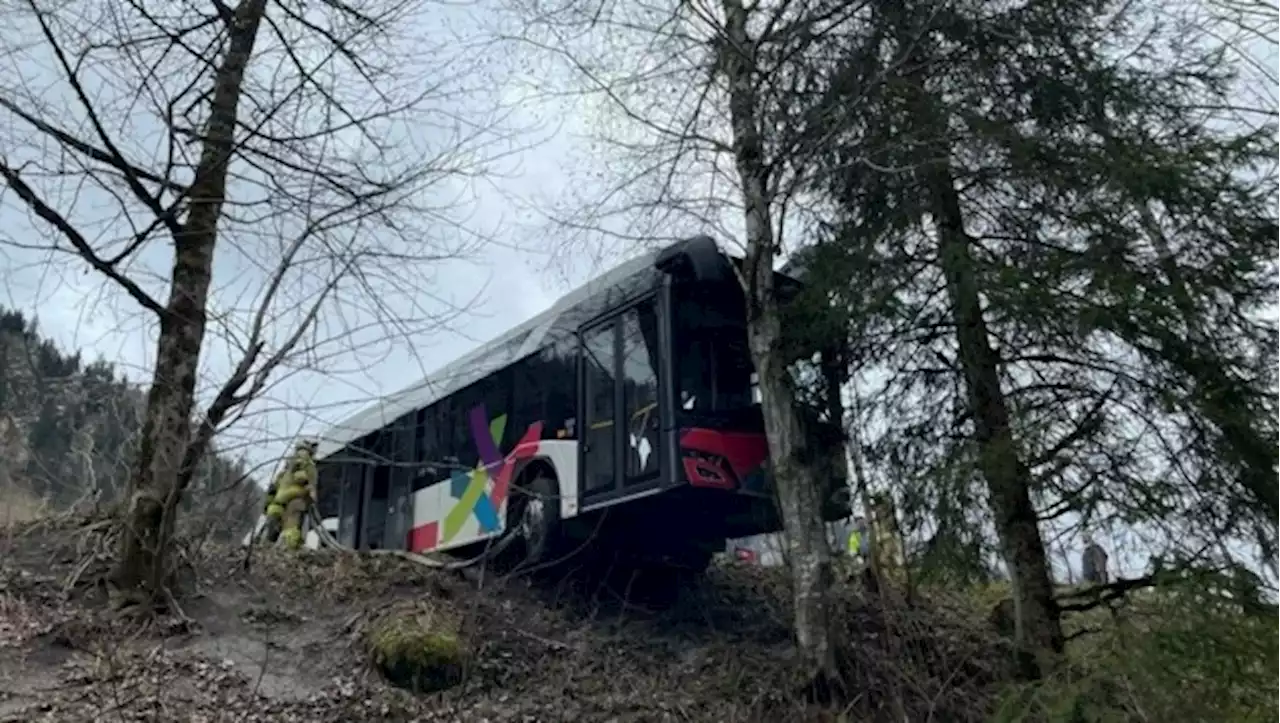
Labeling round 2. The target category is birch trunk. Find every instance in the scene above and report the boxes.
[720,0,842,695]
[110,0,270,607]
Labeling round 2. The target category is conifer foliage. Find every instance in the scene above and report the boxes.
[0,307,258,541]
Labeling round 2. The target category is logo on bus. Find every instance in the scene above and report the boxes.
[441,405,543,544]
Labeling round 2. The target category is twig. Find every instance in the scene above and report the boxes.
[512,627,570,651]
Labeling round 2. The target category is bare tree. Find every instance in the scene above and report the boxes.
[0,0,512,608]
[506,0,902,694]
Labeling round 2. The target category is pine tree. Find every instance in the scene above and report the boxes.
[800,0,1277,676]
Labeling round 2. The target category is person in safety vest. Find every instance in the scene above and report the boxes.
[273,440,318,550]
[842,516,870,583]
[846,516,869,561]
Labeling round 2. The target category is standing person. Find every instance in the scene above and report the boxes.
[845,518,860,560]
[273,440,319,550]
[1081,535,1109,585]
[846,516,869,562]
[844,515,871,584]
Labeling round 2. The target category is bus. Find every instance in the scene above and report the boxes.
[311,235,851,570]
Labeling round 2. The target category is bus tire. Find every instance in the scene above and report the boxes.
[514,474,560,567]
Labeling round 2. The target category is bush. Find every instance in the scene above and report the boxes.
[364,600,470,694]
[995,581,1279,723]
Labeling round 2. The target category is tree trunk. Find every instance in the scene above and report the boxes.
[925,162,1065,678]
[719,0,842,697]
[110,0,270,607]
[752,288,843,691]
[883,10,1063,673]
[817,350,851,519]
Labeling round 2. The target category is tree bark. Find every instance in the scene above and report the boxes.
[880,8,1063,674]
[719,0,842,697]
[110,0,270,607]
[926,161,1065,677]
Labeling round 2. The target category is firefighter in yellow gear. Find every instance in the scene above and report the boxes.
[266,440,318,550]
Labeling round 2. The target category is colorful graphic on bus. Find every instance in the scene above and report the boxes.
[414,404,545,550]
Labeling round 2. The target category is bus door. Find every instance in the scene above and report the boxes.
[579,296,665,503]
[384,418,415,550]
[580,317,620,499]
[359,432,391,550]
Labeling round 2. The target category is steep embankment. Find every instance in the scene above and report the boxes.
[0,516,1008,723]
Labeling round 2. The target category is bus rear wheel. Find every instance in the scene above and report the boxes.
[512,474,560,568]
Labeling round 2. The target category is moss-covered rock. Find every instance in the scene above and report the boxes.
[364,601,469,693]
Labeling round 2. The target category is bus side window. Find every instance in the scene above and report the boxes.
[450,393,473,469]
[415,406,438,489]
[512,356,543,438]
[543,336,577,438]
[434,398,457,469]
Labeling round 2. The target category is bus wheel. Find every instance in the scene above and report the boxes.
[514,475,560,566]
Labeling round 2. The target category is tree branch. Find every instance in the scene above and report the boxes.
[0,159,167,316]
[0,96,187,195]
[25,0,184,235]
[1055,573,1162,614]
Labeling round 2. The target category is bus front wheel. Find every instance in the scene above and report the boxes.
[514,474,561,567]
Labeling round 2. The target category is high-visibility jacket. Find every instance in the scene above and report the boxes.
[274,446,316,507]
[846,518,870,557]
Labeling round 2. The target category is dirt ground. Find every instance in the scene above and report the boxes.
[0,517,1005,722]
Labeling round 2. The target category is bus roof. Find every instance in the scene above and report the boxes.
[313,247,666,461]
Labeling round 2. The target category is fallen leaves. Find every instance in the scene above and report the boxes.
[1,531,1011,722]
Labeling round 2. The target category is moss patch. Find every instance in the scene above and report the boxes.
[364,601,469,694]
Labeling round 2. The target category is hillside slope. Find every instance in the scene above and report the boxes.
[0,522,1007,723]
[2,515,1274,722]
[0,308,258,541]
